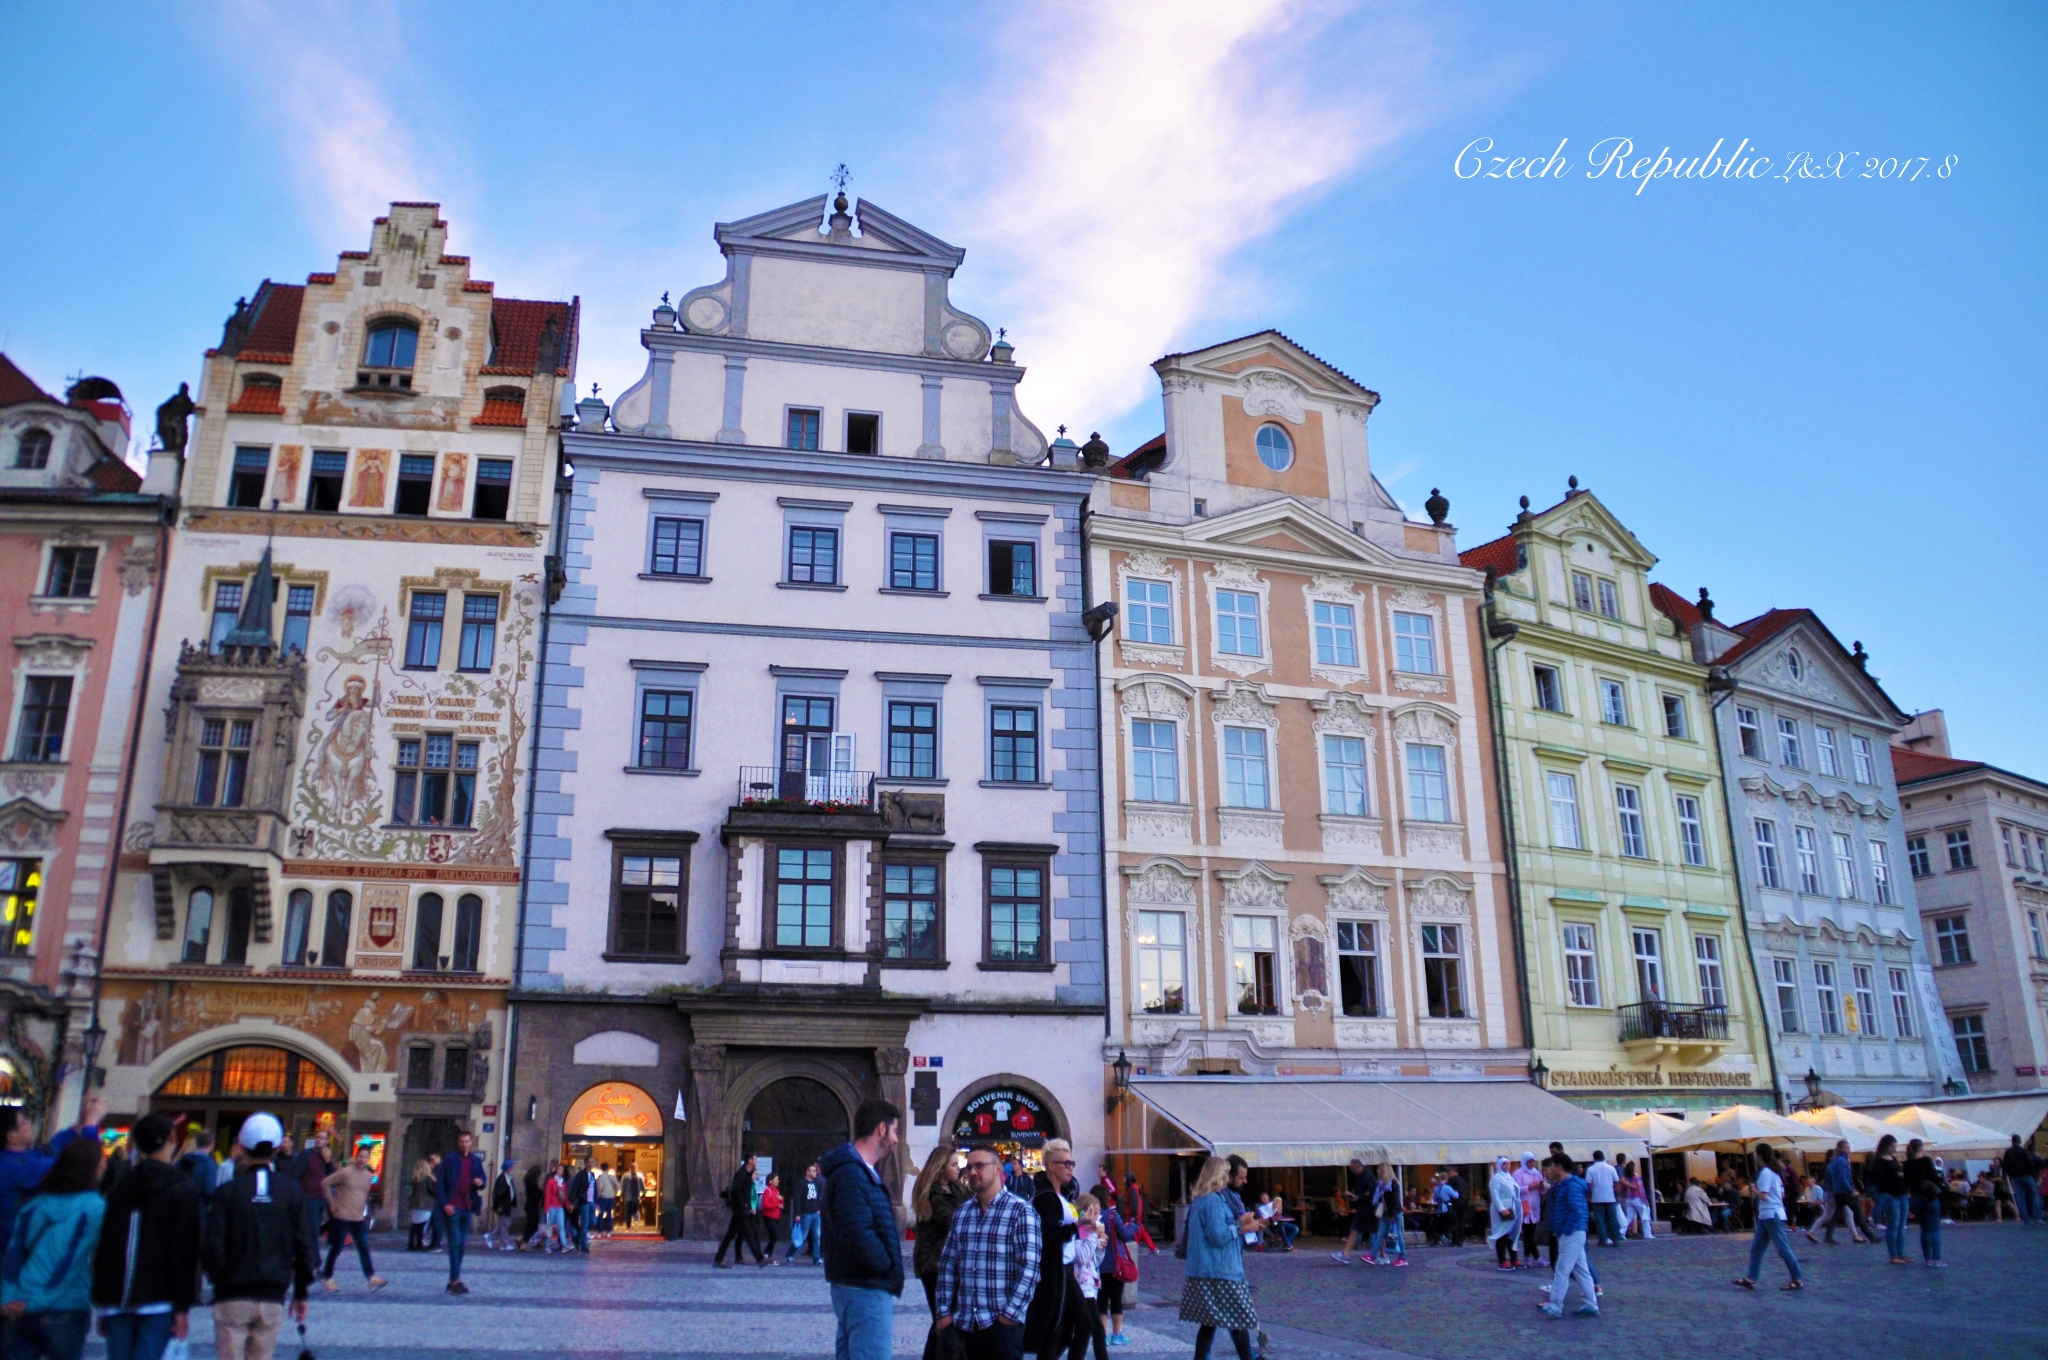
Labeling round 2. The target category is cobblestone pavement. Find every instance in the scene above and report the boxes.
[127,1223,2047,1360]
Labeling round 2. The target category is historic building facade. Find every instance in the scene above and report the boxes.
[512,192,1103,1235]
[0,358,172,1132]
[1462,488,1772,1116]
[96,205,576,1201]
[1091,331,1525,1122]
[1668,599,1962,1106]
[1890,711,2048,1094]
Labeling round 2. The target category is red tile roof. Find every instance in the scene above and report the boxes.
[86,456,142,493]
[1649,582,1702,630]
[242,282,303,362]
[1712,607,1807,667]
[0,354,54,408]
[307,272,337,284]
[485,298,576,376]
[228,374,286,415]
[1458,532,1518,578]
[472,393,527,427]
[1106,433,1165,480]
[1890,748,1984,784]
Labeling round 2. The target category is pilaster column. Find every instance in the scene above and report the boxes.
[685,1042,728,1236]
[875,1045,912,1219]
[916,374,944,459]
[716,356,747,445]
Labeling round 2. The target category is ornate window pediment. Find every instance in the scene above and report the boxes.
[1116,551,1185,669]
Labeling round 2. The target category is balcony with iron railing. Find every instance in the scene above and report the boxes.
[726,766,882,838]
[1618,1000,1731,1062]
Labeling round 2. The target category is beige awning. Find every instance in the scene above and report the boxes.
[1126,1077,1647,1168]
[1852,1093,2048,1145]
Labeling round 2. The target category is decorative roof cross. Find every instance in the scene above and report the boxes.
[830,163,852,193]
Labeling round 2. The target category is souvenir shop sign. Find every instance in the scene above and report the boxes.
[956,1088,1052,1143]
[565,1082,665,1138]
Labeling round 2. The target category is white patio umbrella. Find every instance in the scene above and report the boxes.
[1788,1106,1899,1153]
[1662,1104,1834,1155]
[1616,1111,1695,1148]
[1879,1105,2009,1153]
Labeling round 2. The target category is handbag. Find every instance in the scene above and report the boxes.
[1113,1250,1139,1284]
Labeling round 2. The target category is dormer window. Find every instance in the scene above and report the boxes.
[229,374,284,415]
[1254,424,1294,472]
[476,386,526,427]
[13,429,52,470]
[358,319,419,389]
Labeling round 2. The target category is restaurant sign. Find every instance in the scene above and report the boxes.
[1547,1068,1755,1090]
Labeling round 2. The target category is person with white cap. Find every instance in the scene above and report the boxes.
[200,1114,316,1360]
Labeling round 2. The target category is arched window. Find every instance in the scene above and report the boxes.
[1254,423,1294,472]
[412,892,444,971]
[452,893,483,972]
[223,888,253,966]
[358,320,419,390]
[182,889,214,963]
[13,429,52,470]
[319,890,352,968]
[281,889,313,965]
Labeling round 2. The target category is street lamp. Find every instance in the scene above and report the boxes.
[1529,1056,1549,1088]
[1112,1050,1133,1092]
[1943,1077,1967,1098]
[80,1015,106,1090]
[1803,1067,1823,1107]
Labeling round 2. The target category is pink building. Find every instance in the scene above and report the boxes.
[0,355,173,1130]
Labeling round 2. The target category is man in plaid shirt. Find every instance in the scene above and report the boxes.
[936,1146,1042,1360]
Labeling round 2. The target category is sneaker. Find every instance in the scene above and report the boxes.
[322,1278,339,1293]
[368,1276,389,1292]
[1329,1251,1351,1264]
[1574,1306,1600,1317]
[1539,1305,1563,1318]
[1391,1258,1409,1268]
[1927,1260,1949,1269]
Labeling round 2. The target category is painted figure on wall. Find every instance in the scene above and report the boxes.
[271,445,303,504]
[347,992,414,1073]
[310,674,379,818]
[350,449,390,508]
[436,452,468,512]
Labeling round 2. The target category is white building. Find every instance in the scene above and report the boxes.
[511,192,1103,1234]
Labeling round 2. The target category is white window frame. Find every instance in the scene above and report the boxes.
[1596,577,1620,620]
[1334,919,1383,1018]
[1777,715,1803,768]
[1134,909,1189,1016]
[1675,794,1706,866]
[1754,819,1782,889]
[1794,825,1822,894]
[1321,732,1369,818]
[1571,571,1594,612]
[1214,590,1264,658]
[1851,963,1877,1036]
[1888,967,1914,1037]
[1832,831,1858,899]
[1311,600,1359,669]
[1222,725,1270,810]
[1405,743,1451,823]
[1813,960,1841,1034]
[1815,726,1839,777]
[2029,910,2046,961]
[1599,679,1629,727]
[1661,692,1688,739]
[1124,577,1174,645]
[1773,957,1801,1032]
[1229,913,1284,1015]
[1850,734,1876,784]
[1632,927,1665,1002]
[1615,784,1648,859]
[1547,771,1583,850]
[1392,611,1438,676]
[1869,839,1894,904]
[1562,922,1600,1008]
[1694,934,1726,1008]
[1532,664,1565,713]
[1128,718,1181,805]
[1736,706,1763,759]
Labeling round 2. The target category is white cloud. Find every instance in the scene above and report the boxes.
[956,0,1454,438]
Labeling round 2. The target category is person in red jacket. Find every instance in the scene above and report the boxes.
[759,1173,786,1263]
[1120,1175,1158,1254]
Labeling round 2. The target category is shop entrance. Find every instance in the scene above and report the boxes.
[951,1085,1058,1178]
[150,1045,351,1155]
[561,1082,666,1234]
[742,1077,848,1208]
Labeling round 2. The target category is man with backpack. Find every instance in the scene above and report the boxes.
[92,1113,201,1360]
[201,1113,316,1360]
[713,1155,764,1267]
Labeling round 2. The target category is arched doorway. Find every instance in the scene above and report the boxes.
[561,1082,667,1234]
[151,1044,351,1162]
[947,1082,1063,1178]
[742,1077,848,1200]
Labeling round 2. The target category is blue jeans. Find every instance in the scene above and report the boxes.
[789,1211,822,1260]
[577,1201,594,1250]
[1745,1216,1801,1283]
[445,1208,473,1282]
[1273,1220,1299,1248]
[1374,1215,1405,1259]
[99,1313,175,1360]
[830,1283,894,1360]
[1591,1201,1622,1245]
[2,1311,90,1360]
[2013,1176,2040,1224]
[1877,1193,1909,1257]
[1545,1229,1595,1313]
[1916,1196,1942,1260]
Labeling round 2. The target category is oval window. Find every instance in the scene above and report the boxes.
[1254,424,1294,472]
[1785,648,1804,680]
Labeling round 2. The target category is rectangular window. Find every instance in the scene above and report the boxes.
[1945,829,1974,870]
[774,847,835,949]
[471,457,513,520]
[1615,784,1648,858]
[1694,935,1726,1008]
[395,454,434,516]
[2026,834,2041,873]
[1754,820,1782,889]
[1951,1013,1990,1074]
[1393,612,1436,674]
[1136,911,1187,1014]
[406,1045,433,1091]
[404,591,445,670]
[1231,916,1279,1014]
[786,526,840,585]
[888,532,939,591]
[1130,720,1179,803]
[887,701,937,780]
[1794,826,1822,893]
[987,540,1037,596]
[1571,572,1594,612]
[1852,964,1877,1035]
[650,516,705,576]
[1870,840,1895,903]
[636,690,693,770]
[1777,716,1803,768]
[0,860,37,958]
[1814,961,1841,1034]
[228,447,269,508]
[1215,590,1261,656]
[304,451,348,512]
[1406,744,1450,822]
[1597,578,1620,619]
[457,594,498,673]
[2005,827,2020,866]
[990,706,1040,783]
[1675,794,1706,866]
[194,717,253,807]
[1815,726,1839,777]
[785,408,821,450]
[844,412,879,455]
[210,581,244,650]
[1533,665,1564,713]
[613,851,684,956]
[1888,968,1914,1037]
[1832,832,1858,899]
[1633,928,1665,1001]
[1736,706,1762,759]
[1933,914,1972,966]
[1336,920,1380,1017]
[1125,579,1172,644]
[1322,735,1368,817]
[1850,735,1876,784]
[1562,923,1600,1007]
[1222,727,1270,809]
[11,677,70,762]
[1661,693,1688,739]
[987,861,1046,964]
[881,860,939,961]
[2029,911,2046,960]
[1422,923,1465,1017]
[391,734,478,826]
[1906,835,1930,878]
[442,1046,470,1090]
[282,584,314,655]
[1547,771,1582,849]
[43,547,96,598]
[1312,602,1358,667]
[1600,679,1629,726]
[1773,957,1801,1032]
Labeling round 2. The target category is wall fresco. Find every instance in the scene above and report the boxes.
[108,978,492,1077]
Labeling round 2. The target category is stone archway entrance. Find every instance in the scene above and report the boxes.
[150,1044,350,1155]
[742,1076,848,1197]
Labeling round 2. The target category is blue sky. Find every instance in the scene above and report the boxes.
[3,2,2042,769]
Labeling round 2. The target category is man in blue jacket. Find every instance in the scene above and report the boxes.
[1540,1157,1597,1318]
[0,1094,100,1260]
[818,1098,903,1360]
[433,1131,488,1295]
[1813,1140,1871,1244]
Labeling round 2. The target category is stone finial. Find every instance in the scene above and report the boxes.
[990,329,1015,365]
[1567,474,1580,493]
[653,292,678,330]
[1424,488,1450,526]
[1697,587,1715,622]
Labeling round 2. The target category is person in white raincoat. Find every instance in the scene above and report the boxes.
[1488,1156,1522,1270]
